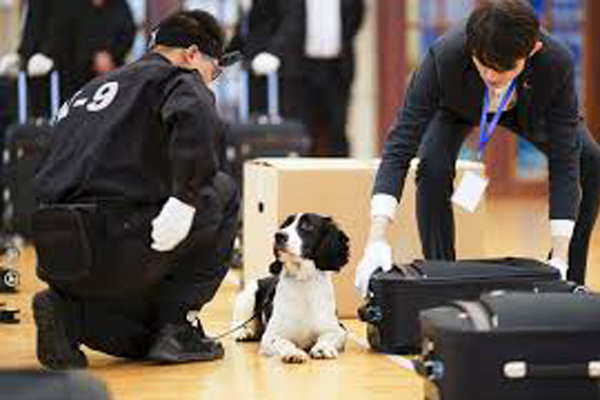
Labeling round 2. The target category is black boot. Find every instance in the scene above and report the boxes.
[146,322,224,363]
[32,289,88,369]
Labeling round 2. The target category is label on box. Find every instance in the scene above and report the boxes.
[451,171,488,213]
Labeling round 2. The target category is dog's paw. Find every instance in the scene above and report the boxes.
[309,343,339,359]
[280,347,309,364]
[233,326,260,342]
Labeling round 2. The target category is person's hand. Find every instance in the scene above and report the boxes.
[0,53,20,76]
[251,52,280,75]
[27,53,54,76]
[548,257,568,280]
[93,51,116,75]
[151,197,196,252]
[240,0,252,12]
[354,240,392,298]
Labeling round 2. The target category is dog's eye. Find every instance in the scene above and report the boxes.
[281,215,295,228]
[299,220,314,232]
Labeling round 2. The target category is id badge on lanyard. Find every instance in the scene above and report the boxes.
[452,80,516,213]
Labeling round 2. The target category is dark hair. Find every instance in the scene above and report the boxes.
[466,0,540,72]
[152,10,225,59]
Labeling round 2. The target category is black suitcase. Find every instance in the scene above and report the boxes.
[3,71,59,237]
[0,369,113,399]
[358,257,578,355]
[225,70,311,186]
[417,291,600,400]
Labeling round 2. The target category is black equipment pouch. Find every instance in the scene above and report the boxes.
[31,205,94,283]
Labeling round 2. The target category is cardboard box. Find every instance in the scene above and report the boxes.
[243,158,486,318]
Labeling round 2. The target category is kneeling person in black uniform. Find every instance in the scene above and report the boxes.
[31,10,240,369]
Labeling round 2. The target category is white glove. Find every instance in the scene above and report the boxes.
[27,53,54,77]
[151,197,196,252]
[0,53,20,77]
[251,52,280,75]
[354,240,393,297]
[548,257,568,280]
[240,0,253,12]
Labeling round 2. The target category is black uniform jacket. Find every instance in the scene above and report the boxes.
[35,53,223,207]
[374,26,582,220]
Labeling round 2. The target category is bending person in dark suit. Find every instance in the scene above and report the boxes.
[355,0,600,294]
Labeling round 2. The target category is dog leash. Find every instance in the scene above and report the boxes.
[207,276,279,340]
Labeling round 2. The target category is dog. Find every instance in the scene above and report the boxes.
[232,213,350,363]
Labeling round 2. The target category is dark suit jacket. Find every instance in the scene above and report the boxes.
[18,0,135,98]
[18,0,55,61]
[230,0,364,77]
[374,25,582,220]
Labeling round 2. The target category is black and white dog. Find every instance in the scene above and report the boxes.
[232,213,350,363]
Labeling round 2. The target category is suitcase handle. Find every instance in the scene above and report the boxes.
[238,61,281,123]
[239,69,250,122]
[237,7,281,123]
[392,263,423,279]
[453,300,494,331]
[17,72,27,124]
[266,70,280,122]
[238,10,250,122]
[240,69,281,124]
[504,361,600,379]
[17,70,61,124]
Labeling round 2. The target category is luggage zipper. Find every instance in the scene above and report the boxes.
[395,263,425,279]
[419,273,555,284]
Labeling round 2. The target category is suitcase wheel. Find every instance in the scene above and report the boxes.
[1,269,19,289]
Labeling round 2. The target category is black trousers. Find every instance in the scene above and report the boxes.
[45,172,240,359]
[416,111,600,285]
[300,58,353,157]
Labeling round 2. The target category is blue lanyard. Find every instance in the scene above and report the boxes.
[478,80,517,158]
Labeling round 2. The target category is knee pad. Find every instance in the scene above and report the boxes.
[31,206,93,283]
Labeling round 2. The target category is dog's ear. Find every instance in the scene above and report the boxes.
[269,260,283,275]
[315,219,350,272]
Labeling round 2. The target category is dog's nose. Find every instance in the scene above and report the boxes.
[275,232,288,246]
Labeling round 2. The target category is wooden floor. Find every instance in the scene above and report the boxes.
[1,196,599,400]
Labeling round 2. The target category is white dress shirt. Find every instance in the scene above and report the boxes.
[304,0,342,58]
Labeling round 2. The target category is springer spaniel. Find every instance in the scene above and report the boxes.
[232,213,350,363]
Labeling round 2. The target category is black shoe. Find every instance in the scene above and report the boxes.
[32,289,88,369]
[147,323,224,363]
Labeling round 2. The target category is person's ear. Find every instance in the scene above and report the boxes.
[530,41,543,57]
[184,45,199,63]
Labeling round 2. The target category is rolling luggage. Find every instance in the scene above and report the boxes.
[358,257,578,355]
[417,291,600,400]
[3,71,59,237]
[0,369,113,400]
[225,70,310,187]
